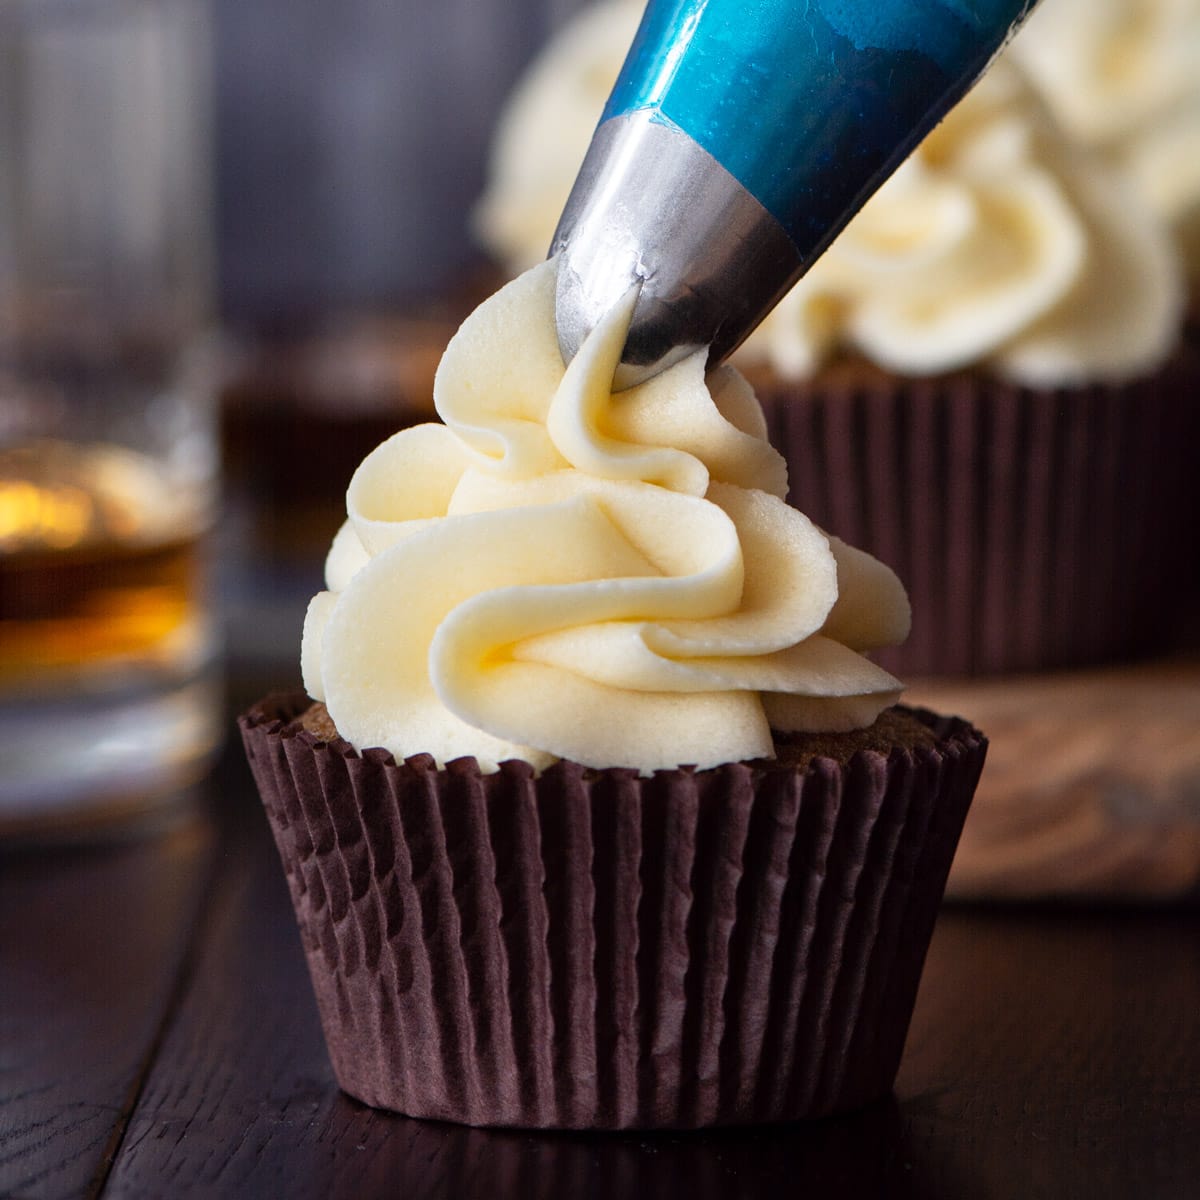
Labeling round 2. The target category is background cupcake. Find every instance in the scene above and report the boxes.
[733,57,1194,678]
[473,1,1195,680]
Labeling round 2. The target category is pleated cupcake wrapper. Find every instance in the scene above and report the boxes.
[240,694,985,1130]
[754,350,1200,677]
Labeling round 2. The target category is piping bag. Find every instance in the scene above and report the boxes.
[552,0,1039,389]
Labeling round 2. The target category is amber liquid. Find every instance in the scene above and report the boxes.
[0,534,202,683]
[0,441,207,692]
[0,440,218,828]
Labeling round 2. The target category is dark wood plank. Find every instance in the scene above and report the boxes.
[102,750,1200,1199]
[897,906,1200,1200]
[0,816,215,1200]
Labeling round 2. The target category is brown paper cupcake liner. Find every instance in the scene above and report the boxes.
[750,349,1200,677]
[240,693,985,1130]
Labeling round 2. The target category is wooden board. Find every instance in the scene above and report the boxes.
[910,658,1200,901]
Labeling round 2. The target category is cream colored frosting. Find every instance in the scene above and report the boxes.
[302,259,910,774]
[744,60,1183,384]
[474,3,1182,383]
[1010,0,1200,237]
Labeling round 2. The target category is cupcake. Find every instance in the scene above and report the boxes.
[473,6,1196,678]
[240,259,987,1129]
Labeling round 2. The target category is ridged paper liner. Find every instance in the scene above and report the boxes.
[239,694,985,1130]
[750,350,1200,677]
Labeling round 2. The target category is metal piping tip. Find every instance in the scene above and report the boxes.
[550,111,804,391]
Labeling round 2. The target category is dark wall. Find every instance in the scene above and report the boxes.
[214,0,587,325]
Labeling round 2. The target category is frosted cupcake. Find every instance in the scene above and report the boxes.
[240,259,986,1129]
[474,9,1195,676]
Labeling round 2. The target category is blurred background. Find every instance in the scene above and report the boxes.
[215,0,585,324]
[213,0,595,663]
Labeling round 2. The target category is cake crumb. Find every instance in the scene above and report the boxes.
[293,700,938,769]
[770,708,938,769]
[296,701,339,741]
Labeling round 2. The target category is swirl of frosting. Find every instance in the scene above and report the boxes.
[474,3,1182,384]
[302,259,910,773]
[743,59,1183,384]
[1010,0,1200,238]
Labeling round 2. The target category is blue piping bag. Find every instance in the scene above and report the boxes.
[552,0,1039,387]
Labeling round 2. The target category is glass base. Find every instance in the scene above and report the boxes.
[0,667,222,841]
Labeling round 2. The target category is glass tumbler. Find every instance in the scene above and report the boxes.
[0,0,219,836]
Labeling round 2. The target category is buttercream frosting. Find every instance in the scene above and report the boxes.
[302,259,910,774]
[1010,0,1200,246]
[474,3,1182,383]
[744,59,1183,384]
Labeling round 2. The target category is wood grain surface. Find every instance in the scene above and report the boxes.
[3,691,1199,1199]
[0,819,215,1199]
[912,658,1200,901]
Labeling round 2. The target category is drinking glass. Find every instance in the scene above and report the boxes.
[0,0,219,836]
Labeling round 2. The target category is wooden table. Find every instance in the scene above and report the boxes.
[3,676,1199,1200]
